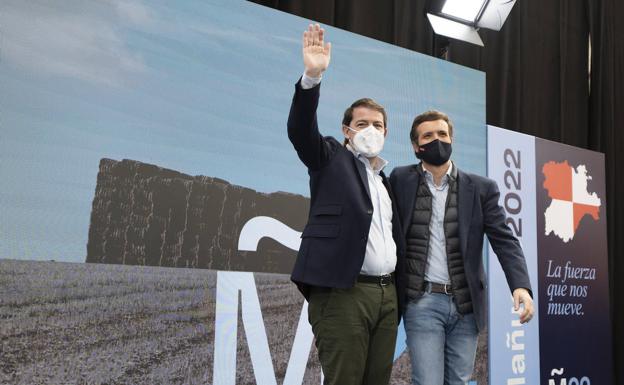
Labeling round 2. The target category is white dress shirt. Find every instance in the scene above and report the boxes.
[349,147,397,276]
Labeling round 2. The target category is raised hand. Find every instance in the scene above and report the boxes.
[302,24,332,78]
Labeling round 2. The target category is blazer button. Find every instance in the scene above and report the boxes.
[362,236,368,242]
[366,209,373,215]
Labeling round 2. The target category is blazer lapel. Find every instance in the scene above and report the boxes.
[402,166,420,237]
[457,170,475,257]
[352,155,371,199]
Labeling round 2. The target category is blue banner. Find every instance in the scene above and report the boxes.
[487,125,540,385]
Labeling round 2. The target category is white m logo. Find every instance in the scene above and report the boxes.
[213,216,322,384]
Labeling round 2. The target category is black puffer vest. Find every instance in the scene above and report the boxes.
[404,164,473,314]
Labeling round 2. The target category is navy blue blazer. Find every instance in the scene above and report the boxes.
[287,80,406,312]
[389,163,532,330]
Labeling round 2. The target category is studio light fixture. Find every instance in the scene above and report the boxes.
[427,0,517,47]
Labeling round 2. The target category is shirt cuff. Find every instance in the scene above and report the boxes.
[300,72,322,89]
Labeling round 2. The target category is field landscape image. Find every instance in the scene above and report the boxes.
[0,258,487,384]
[0,260,312,384]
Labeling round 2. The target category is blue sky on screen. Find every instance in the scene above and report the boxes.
[0,0,484,262]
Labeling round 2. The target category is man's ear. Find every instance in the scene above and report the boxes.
[412,141,420,152]
[383,127,388,137]
[342,125,350,139]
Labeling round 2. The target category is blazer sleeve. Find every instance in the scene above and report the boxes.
[482,178,533,297]
[287,78,333,170]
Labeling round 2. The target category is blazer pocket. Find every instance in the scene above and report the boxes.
[311,204,342,216]
[301,224,340,238]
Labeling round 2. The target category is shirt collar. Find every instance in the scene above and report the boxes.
[422,161,453,185]
[346,143,388,173]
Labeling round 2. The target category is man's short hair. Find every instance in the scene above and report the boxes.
[342,98,387,128]
[410,110,454,144]
[342,98,387,145]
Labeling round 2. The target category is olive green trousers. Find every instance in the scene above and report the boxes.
[308,281,398,385]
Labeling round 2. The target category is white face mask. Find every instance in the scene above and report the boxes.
[345,124,385,158]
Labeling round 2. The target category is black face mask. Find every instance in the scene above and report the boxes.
[414,139,452,166]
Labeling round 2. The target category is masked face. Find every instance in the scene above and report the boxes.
[345,124,385,158]
[343,107,386,158]
[413,119,452,166]
[414,139,452,166]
